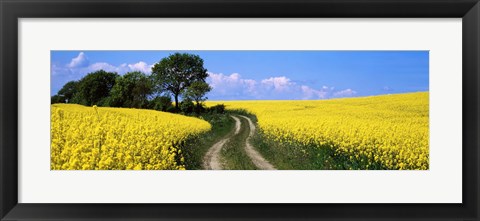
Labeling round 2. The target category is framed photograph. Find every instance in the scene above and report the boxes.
[1,0,479,220]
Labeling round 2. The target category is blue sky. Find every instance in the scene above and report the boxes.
[51,51,429,100]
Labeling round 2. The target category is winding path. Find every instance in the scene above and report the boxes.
[202,116,241,170]
[202,115,276,170]
[239,115,276,170]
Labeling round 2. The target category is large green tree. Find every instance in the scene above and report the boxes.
[150,53,208,109]
[72,70,118,106]
[108,71,153,108]
[183,81,212,110]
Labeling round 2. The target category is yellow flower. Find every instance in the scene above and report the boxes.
[207,92,429,170]
[51,104,211,170]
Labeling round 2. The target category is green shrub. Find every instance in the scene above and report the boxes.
[208,104,225,114]
[51,95,65,104]
[180,98,195,114]
[150,96,173,112]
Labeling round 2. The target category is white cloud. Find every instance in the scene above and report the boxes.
[208,73,258,99]
[55,54,361,100]
[207,72,357,100]
[61,53,153,76]
[261,76,294,92]
[67,52,89,68]
[87,62,119,72]
[51,63,71,76]
[301,85,332,99]
[333,88,357,97]
[52,59,154,96]
[85,61,152,75]
[86,62,154,75]
[128,61,153,74]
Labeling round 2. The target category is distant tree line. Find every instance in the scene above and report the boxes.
[51,53,220,114]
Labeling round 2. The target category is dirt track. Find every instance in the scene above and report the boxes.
[203,115,276,170]
[239,115,276,170]
[202,116,240,170]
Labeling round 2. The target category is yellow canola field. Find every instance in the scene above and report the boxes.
[51,104,211,170]
[209,92,429,170]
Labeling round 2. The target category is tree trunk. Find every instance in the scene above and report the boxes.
[195,101,200,114]
[174,94,179,110]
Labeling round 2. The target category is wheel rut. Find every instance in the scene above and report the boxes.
[203,115,275,170]
[238,115,276,170]
[202,115,240,170]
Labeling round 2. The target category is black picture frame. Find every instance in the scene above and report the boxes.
[1,0,479,220]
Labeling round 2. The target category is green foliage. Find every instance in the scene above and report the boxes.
[180,98,195,114]
[53,53,214,115]
[57,81,79,103]
[96,97,111,107]
[150,95,173,112]
[180,112,234,169]
[183,81,212,111]
[73,70,118,106]
[70,93,86,105]
[151,53,208,109]
[51,95,65,104]
[207,104,226,114]
[108,71,153,108]
[220,116,257,170]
